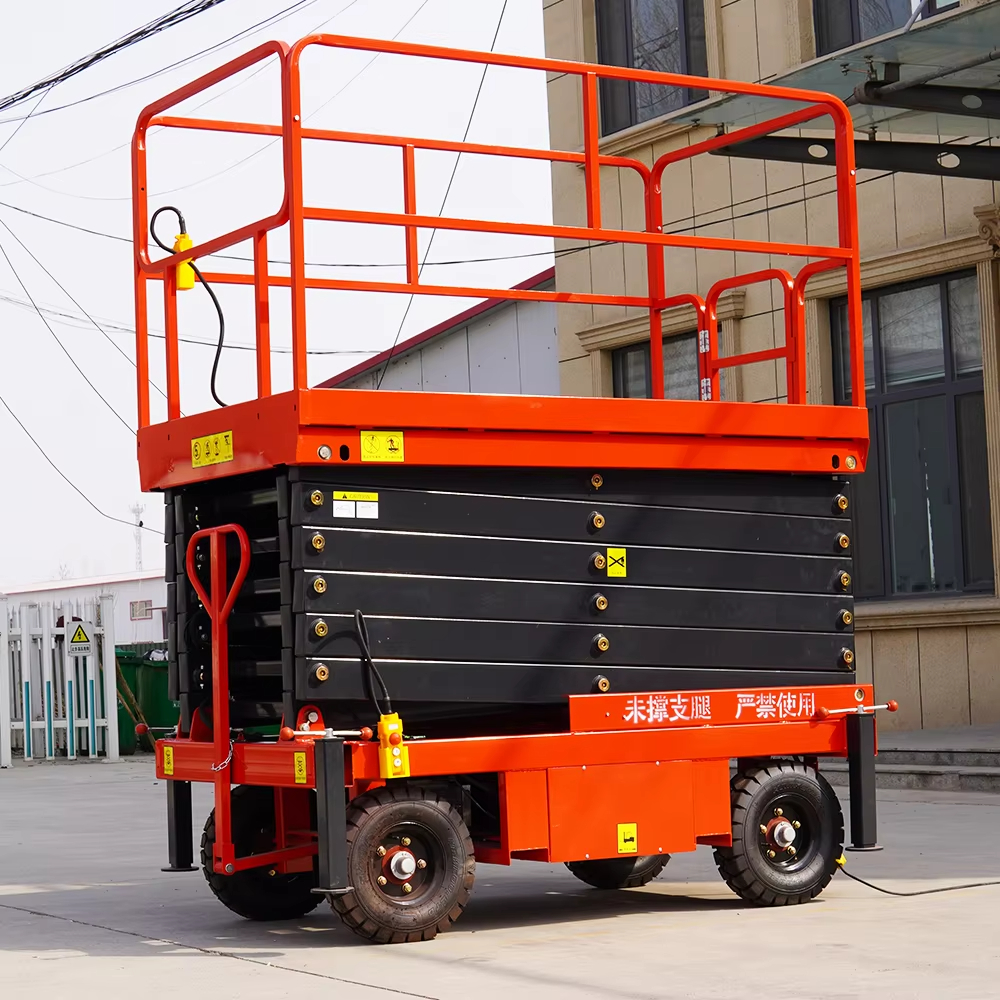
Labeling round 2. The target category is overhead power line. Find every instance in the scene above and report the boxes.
[0,390,161,535]
[0,0,235,117]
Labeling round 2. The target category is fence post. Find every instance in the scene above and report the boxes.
[41,603,55,760]
[0,598,10,768]
[100,594,119,761]
[61,603,76,760]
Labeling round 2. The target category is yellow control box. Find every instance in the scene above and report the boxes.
[377,712,410,779]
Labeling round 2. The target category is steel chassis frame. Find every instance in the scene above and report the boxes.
[156,525,883,882]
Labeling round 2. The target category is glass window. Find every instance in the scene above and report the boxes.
[595,0,708,135]
[831,270,993,599]
[612,333,700,399]
[878,284,944,389]
[814,1,956,57]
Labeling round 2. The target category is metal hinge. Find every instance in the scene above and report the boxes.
[700,378,712,401]
[698,329,710,353]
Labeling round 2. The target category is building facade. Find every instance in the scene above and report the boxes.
[328,270,558,394]
[543,0,1000,729]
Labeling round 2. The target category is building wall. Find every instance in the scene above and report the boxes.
[543,0,1000,729]
[342,298,560,395]
[3,573,167,644]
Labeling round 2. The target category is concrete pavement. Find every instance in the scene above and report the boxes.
[1,758,998,999]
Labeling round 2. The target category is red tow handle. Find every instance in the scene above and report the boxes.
[185,523,251,875]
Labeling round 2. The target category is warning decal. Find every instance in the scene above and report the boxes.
[617,822,638,854]
[293,751,308,784]
[67,622,94,656]
[360,431,404,463]
[163,746,174,776]
[191,430,234,468]
[332,490,379,520]
[606,548,627,577]
[70,624,89,645]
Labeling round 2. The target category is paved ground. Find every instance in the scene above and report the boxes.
[1,759,999,999]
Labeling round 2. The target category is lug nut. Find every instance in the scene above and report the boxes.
[787,846,797,857]
[835,494,849,512]
[377,875,388,886]
[313,619,329,638]
[402,882,413,894]
[416,859,427,869]
[311,532,326,552]
[592,593,609,613]
[792,820,801,830]
[376,846,387,857]
[591,552,606,571]
[840,609,853,626]
[312,576,327,594]
[836,533,850,549]
[593,633,610,653]
[767,850,776,859]
[310,490,324,507]
[774,807,783,817]
[401,836,411,847]
[590,511,606,530]
[760,824,768,835]
[591,473,604,489]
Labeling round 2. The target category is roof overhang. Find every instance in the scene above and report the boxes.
[662,3,1000,179]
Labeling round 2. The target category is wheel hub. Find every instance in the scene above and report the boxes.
[389,850,417,880]
[770,819,796,849]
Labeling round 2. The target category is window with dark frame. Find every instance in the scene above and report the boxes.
[813,0,959,57]
[595,0,708,136]
[612,332,700,399]
[831,270,993,600]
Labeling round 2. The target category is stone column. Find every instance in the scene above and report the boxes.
[973,202,1000,594]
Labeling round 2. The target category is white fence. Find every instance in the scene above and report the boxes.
[0,597,119,767]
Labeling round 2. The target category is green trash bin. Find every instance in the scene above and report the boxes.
[136,658,178,730]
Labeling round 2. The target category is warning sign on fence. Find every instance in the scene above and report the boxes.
[67,622,94,657]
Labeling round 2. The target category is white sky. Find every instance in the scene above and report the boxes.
[0,0,553,587]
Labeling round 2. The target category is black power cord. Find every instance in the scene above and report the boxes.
[353,609,392,718]
[150,205,226,407]
[836,857,1000,897]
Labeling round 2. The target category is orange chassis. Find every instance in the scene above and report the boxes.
[155,682,880,876]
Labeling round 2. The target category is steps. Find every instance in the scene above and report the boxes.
[820,748,1000,793]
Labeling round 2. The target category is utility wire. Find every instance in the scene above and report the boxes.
[80,0,432,202]
[836,860,1000,897]
[0,210,169,401]
[0,226,134,432]
[378,0,509,388]
[0,391,160,534]
[0,0,235,117]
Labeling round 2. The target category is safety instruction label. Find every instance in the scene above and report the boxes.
[67,622,94,657]
[617,822,638,854]
[606,548,627,577]
[332,490,379,520]
[163,746,174,776]
[191,430,234,468]
[293,751,308,784]
[360,431,404,463]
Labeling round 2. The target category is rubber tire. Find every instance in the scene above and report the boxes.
[332,784,475,944]
[201,785,321,921]
[565,855,669,889]
[714,762,844,906]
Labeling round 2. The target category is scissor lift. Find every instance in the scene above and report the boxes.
[135,35,893,943]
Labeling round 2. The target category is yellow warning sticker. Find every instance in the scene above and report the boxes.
[607,548,627,577]
[617,822,638,854]
[360,431,404,463]
[191,430,234,468]
[293,751,308,785]
[163,746,174,776]
[69,624,89,645]
[332,490,379,502]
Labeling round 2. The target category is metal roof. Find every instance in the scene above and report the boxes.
[666,3,1000,139]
